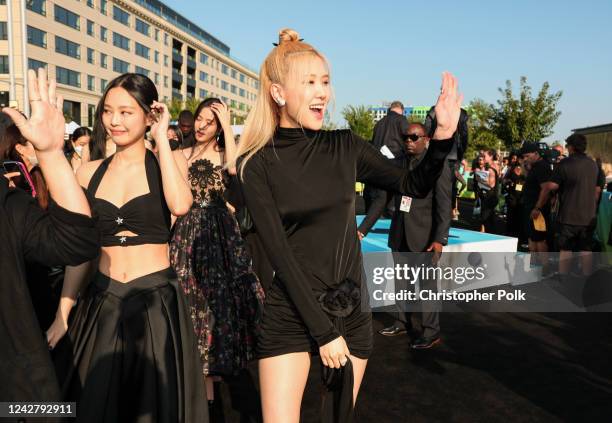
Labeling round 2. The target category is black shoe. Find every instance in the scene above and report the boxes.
[410,335,441,349]
[378,325,407,336]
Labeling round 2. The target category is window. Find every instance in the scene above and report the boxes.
[221,64,228,75]
[27,26,46,48]
[199,71,208,82]
[101,79,107,92]
[164,33,168,45]
[199,89,208,99]
[28,58,47,70]
[113,32,130,51]
[231,69,237,79]
[87,20,94,36]
[221,80,228,91]
[87,0,94,8]
[0,56,9,74]
[87,48,94,64]
[54,4,80,30]
[87,75,95,91]
[154,51,159,63]
[56,66,80,87]
[113,6,130,26]
[135,42,150,59]
[199,53,208,65]
[239,88,245,98]
[163,55,168,66]
[100,26,108,42]
[230,85,237,94]
[154,28,159,41]
[55,36,80,59]
[0,22,7,41]
[26,0,46,16]
[154,72,159,85]
[135,66,149,77]
[135,18,149,36]
[113,57,129,73]
[164,76,168,88]
[100,53,107,68]
[88,104,96,126]
[100,0,107,14]
[239,73,245,83]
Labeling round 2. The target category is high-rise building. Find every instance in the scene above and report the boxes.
[369,104,430,122]
[0,0,259,126]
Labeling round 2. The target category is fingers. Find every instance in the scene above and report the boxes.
[56,94,64,110]
[28,69,40,102]
[48,79,57,108]
[2,107,28,129]
[38,67,49,103]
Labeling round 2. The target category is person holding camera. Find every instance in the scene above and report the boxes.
[1,68,99,403]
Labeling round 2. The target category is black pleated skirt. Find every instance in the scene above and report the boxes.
[54,268,208,423]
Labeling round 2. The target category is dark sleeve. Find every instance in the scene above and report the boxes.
[537,162,553,185]
[6,189,100,267]
[398,116,409,136]
[240,155,339,346]
[550,161,565,187]
[355,133,453,199]
[432,160,453,245]
[597,167,605,189]
[357,190,393,235]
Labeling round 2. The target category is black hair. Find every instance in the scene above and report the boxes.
[71,126,92,142]
[178,110,194,125]
[193,98,226,149]
[565,133,587,154]
[89,73,158,160]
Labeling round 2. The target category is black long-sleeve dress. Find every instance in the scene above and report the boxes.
[240,128,452,358]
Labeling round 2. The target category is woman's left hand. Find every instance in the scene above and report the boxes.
[210,101,231,129]
[149,101,171,143]
[432,72,464,140]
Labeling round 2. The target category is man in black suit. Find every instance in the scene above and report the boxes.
[358,123,452,349]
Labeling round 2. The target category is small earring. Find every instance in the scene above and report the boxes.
[276,97,286,107]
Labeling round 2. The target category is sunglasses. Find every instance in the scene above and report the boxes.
[406,133,425,142]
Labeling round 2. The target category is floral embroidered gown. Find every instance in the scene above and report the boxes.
[170,157,264,376]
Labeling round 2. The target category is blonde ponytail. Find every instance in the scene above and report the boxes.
[234,28,328,178]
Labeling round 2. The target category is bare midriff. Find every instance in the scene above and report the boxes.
[98,242,170,283]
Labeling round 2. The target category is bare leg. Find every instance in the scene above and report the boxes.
[205,376,214,401]
[578,251,593,276]
[259,352,310,423]
[350,355,368,405]
[559,250,572,274]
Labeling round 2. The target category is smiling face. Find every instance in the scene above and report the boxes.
[274,55,331,130]
[102,87,151,147]
[194,107,219,143]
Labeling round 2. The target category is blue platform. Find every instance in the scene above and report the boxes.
[357,215,515,253]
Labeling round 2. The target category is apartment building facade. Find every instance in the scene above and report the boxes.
[0,0,259,125]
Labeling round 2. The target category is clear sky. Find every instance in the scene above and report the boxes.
[165,0,612,143]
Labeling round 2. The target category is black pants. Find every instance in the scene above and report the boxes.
[392,239,440,338]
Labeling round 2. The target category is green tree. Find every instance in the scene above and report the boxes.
[322,111,337,130]
[341,105,374,141]
[166,98,184,120]
[407,114,424,124]
[492,76,562,150]
[464,98,502,159]
[185,96,201,115]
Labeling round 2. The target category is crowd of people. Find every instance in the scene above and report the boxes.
[1,25,608,423]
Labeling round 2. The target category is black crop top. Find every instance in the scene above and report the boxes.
[86,149,171,247]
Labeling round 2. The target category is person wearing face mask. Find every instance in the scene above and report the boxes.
[170,98,264,412]
[66,126,92,172]
[234,29,461,423]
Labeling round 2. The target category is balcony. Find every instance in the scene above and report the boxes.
[187,57,197,71]
[172,88,182,100]
[186,75,196,88]
[172,50,183,64]
[172,69,183,84]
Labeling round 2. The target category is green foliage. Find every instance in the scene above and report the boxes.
[322,111,338,130]
[491,76,562,150]
[166,98,184,121]
[465,98,502,159]
[407,114,424,124]
[184,97,201,115]
[341,105,375,141]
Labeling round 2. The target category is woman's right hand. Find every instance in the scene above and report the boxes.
[319,336,350,368]
[46,315,69,350]
[2,68,65,153]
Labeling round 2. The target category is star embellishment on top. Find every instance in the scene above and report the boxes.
[116,217,124,225]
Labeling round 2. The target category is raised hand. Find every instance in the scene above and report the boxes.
[210,100,231,129]
[433,72,464,140]
[2,68,65,153]
[149,101,170,143]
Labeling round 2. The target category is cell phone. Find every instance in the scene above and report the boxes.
[2,160,37,197]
